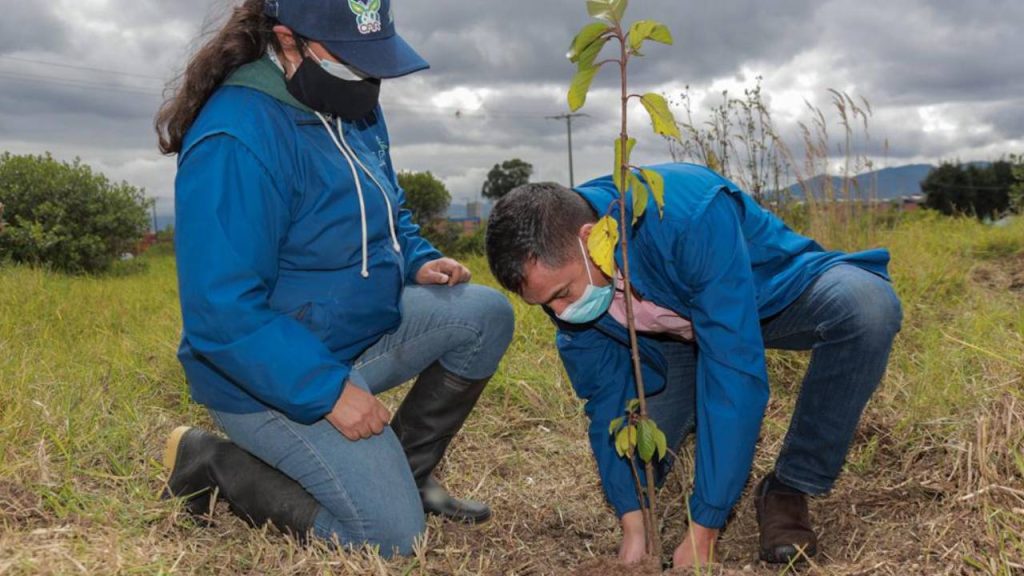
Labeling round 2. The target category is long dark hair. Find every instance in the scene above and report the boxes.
[155,0,278,155]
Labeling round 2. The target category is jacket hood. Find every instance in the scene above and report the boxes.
[223,56,315,115]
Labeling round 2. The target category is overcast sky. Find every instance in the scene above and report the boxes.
[1,0,1021,217]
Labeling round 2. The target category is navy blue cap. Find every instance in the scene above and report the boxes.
[265,0,429,78]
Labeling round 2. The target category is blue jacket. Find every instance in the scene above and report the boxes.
[556,163,890,528]
[174,57,441,424]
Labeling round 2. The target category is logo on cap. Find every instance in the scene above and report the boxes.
[348,0,383,35]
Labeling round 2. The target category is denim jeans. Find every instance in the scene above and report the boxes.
[209,283,514,556]
[647,264,903,494]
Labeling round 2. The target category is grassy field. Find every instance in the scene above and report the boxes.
[1,214,1022,575]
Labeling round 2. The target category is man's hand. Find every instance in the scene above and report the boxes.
[326,382,391,441]
[672,522,719,569]
[619,510,647,564]
[415,257,471,286]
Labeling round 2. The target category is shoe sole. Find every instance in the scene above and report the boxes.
[163,426,192,480]
[425,508,492,525]
[759,544,817,564]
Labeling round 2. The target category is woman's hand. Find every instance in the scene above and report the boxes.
[672,522,719,569]
[415,258,471,286]
[619,510,648,564]
[326,382,391,440]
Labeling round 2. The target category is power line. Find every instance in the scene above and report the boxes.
[0,69,556,119]
[0,65,573,124]
[0,71,163,97]
[0,55,167,81]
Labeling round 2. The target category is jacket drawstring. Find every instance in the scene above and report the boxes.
[336,119,402,254]
[315,112,371,278]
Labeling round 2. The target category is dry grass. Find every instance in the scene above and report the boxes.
[1,214,1022,575]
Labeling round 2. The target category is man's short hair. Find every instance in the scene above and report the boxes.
[485,182,597,294]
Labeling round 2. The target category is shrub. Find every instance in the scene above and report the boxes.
[0,153,151,274]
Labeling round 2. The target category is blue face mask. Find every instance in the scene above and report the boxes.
[557,238,614,324]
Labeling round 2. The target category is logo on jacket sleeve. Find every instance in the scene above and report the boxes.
[348,0,383,35]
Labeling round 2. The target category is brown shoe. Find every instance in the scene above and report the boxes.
[754,473,818,563]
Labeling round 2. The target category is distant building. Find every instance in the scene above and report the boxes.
[901,195,925,212]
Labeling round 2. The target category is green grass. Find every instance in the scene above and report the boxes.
[1,214,1022,575]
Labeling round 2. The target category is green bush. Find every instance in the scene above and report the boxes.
[421,221,487,258]
[0,153,151,274]
[453,225,486,256]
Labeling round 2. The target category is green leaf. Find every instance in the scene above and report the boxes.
[613,137,637,194]
[654,426,667,461]
[587,215,619,277]
[587,0,628,23]
[627,424,637,448]
[638,168,665,218]
[578,36,611,70]
[628,20,674,53]
[626,398,641,413]
[568,22,612,63]
[608,416,625,436]
[630,172,647,225]
[640,93,681,140]
[637,420,656,462]
[568,66,599,112]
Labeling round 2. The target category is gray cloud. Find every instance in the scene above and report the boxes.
[0,4,67,54]
[0,0,1021,211]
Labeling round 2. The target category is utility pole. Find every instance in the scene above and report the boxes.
[547,113,588,188]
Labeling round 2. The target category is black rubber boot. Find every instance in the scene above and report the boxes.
[390,362,492,524]
[162,426,320,542]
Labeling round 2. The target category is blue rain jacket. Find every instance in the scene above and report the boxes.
[556,163,890,528]
[173,57,441,425]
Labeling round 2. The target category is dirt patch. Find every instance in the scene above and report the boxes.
[573,557,662,576]
[0,479,44,524]
[572,556,752,576]
[971,252,1024,295]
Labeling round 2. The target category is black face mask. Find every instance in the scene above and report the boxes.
[285,56,382,121]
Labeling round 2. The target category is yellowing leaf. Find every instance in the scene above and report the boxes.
[654,426,668,461]
[587,215,619,277]
[615,427,630,457]
[587,0,628,23]
[628,20,674,53]
[626,399,641,413]
[627,424,637,448]
[705,148,723,174]
[640,93,681,140]
[613,137,637,193]
[568,22,612,62]
[638,168,665,218]
[568,66,599,112]
[630,173,647,225]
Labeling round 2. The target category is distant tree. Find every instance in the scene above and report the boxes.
[1010,154,1024,213]
[398,170,451,228]
[922,161,1012,219]
[481,159,533,200]
[0,153,150,274]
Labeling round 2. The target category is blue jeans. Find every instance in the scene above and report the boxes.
[209,284,514,556]
[648,264,903,494]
